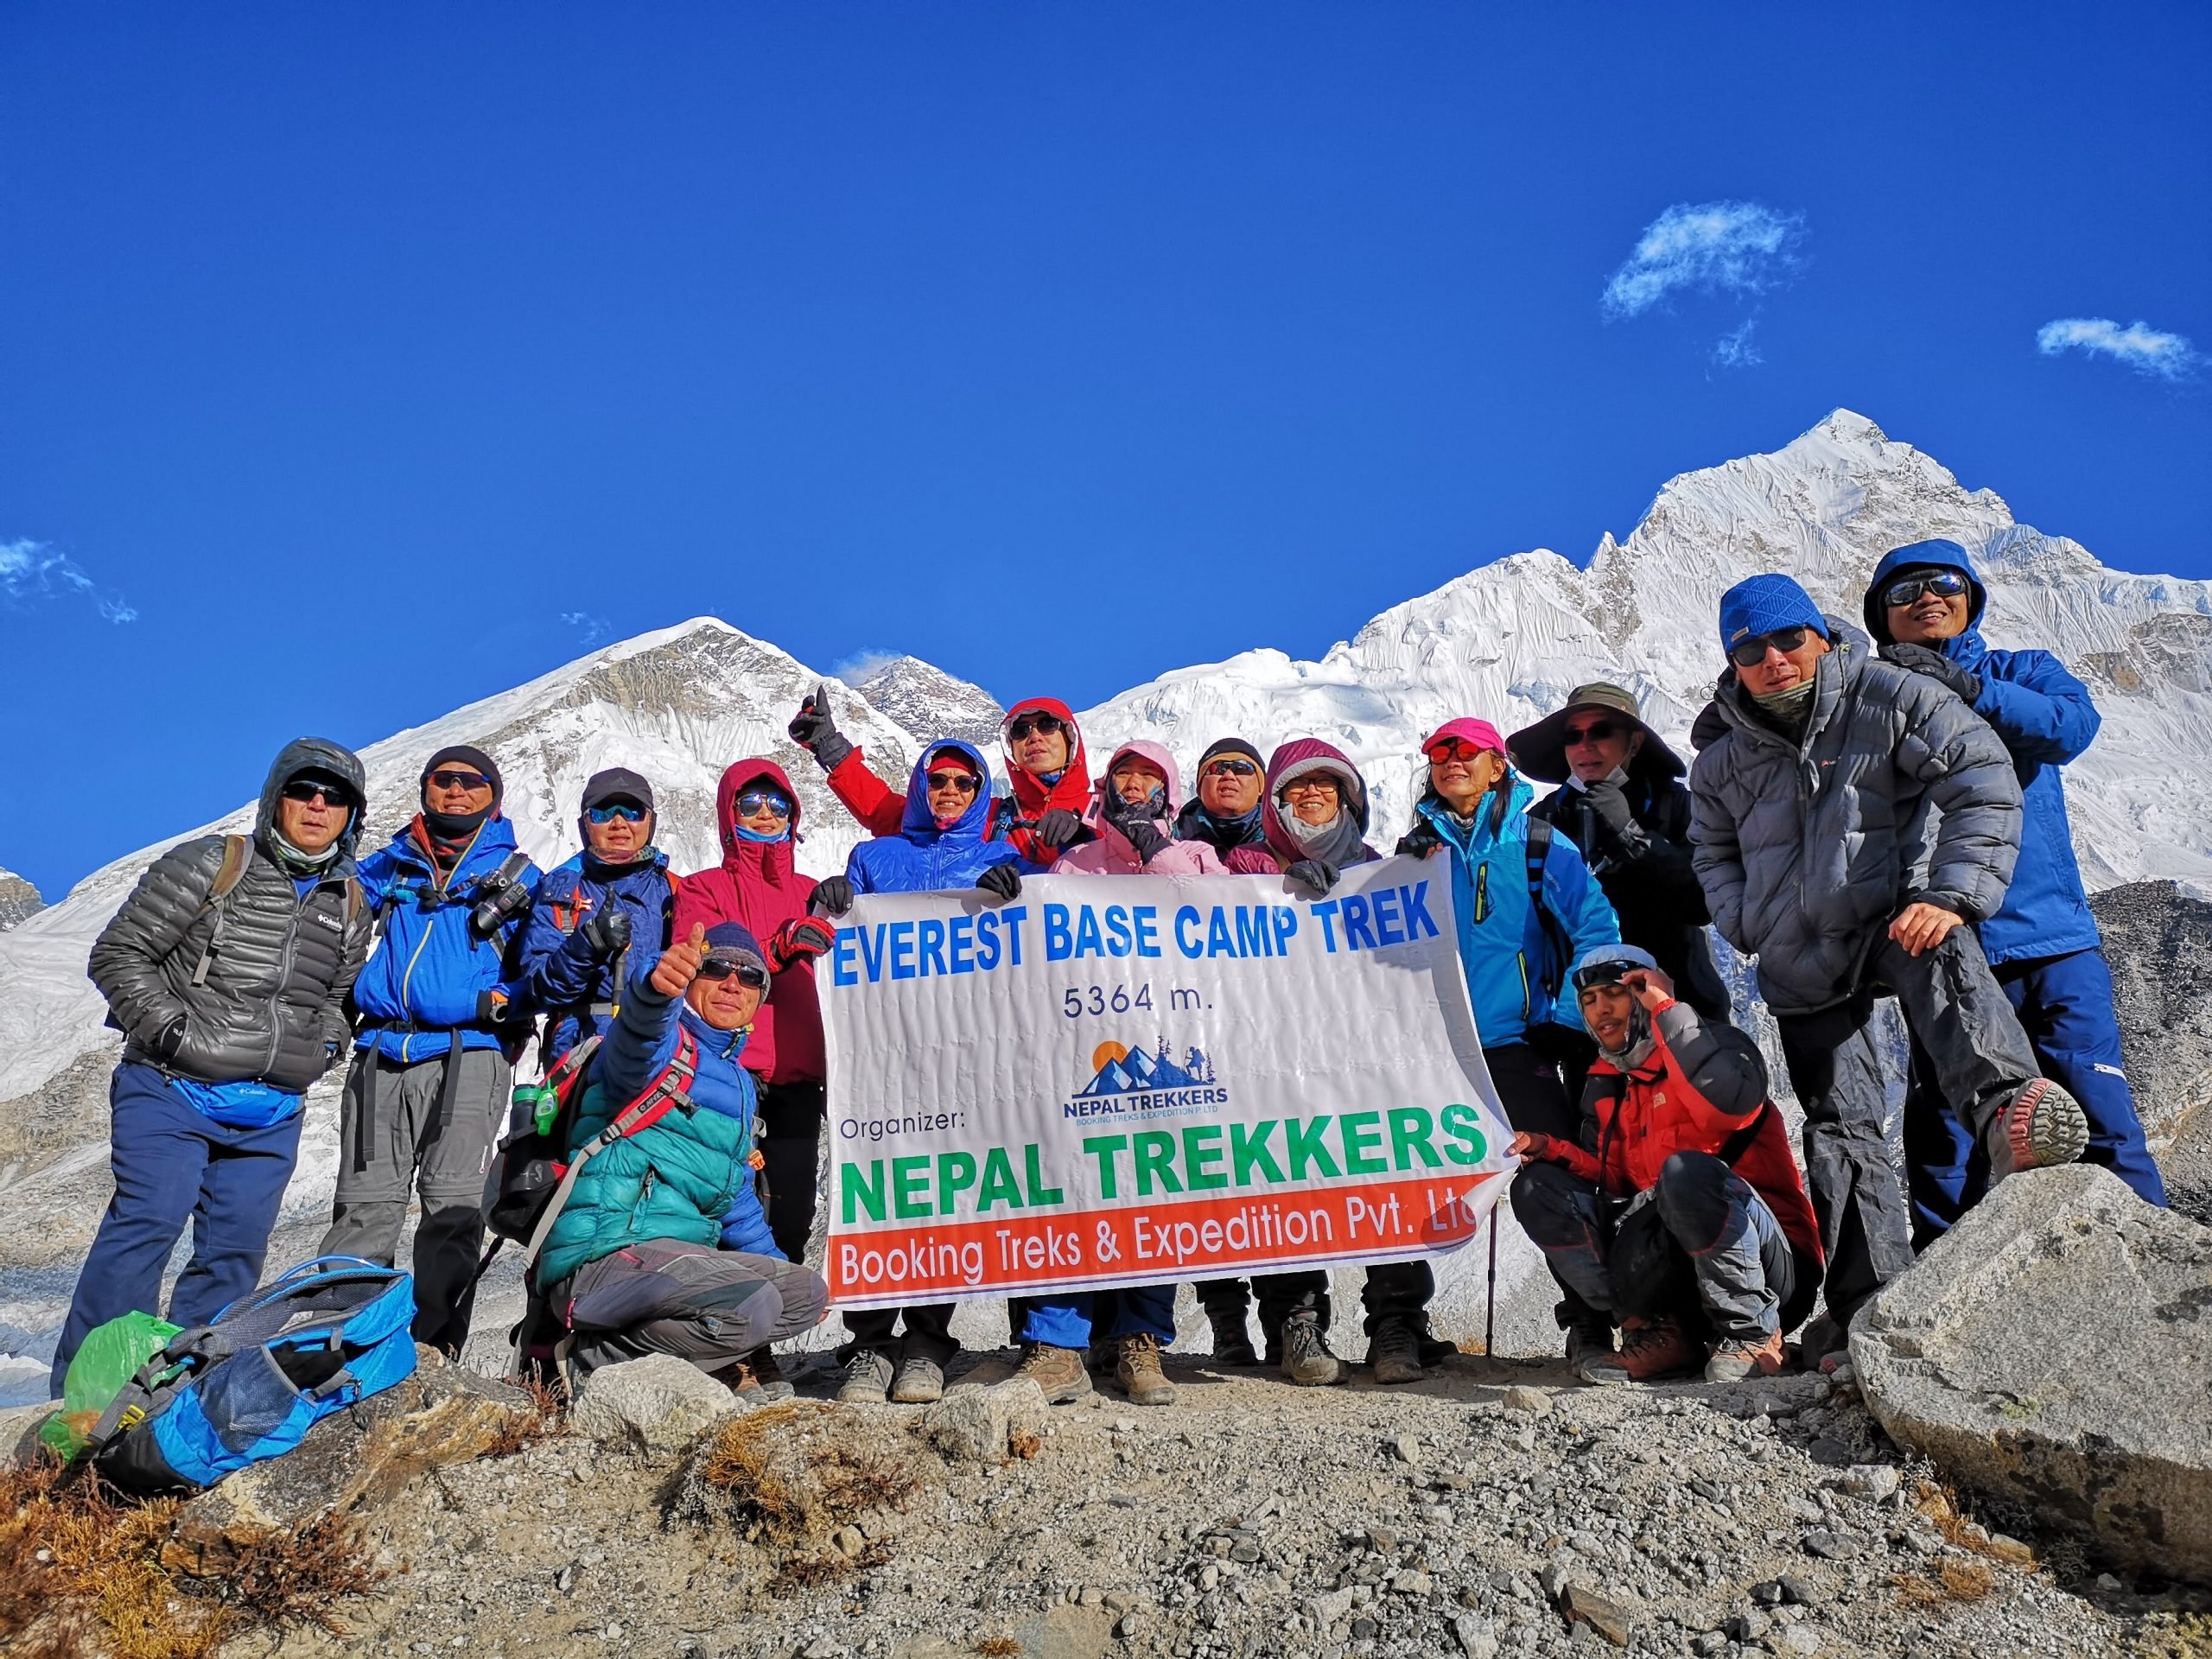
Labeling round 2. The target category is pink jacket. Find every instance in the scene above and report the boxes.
[1052,741,1230,877]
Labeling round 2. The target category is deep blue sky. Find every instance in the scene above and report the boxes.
[4,3,2207,897]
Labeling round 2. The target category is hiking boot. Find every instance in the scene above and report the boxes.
[890,1351,946,1403]
[1600,1316,1699,1382]
[1988,1077,2089,1181]
[727,1352,797,1404]
[1116,1332,1177,1406]
[1369,1320,1425,1385]
[1207,1306,1260,1368]
[1278,1313,1341,1387]
[1796,1313,1850,1375]
[1565,1318,1618,1383]
[837,1346,895,1404]
[1705,1330,1786,1383]
[1015,1341,1093,1404]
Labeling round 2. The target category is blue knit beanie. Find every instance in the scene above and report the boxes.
[702,922,771,997]
[1717,574,1830,658]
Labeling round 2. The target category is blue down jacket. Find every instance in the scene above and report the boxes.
[518,849,681,1061]
[1413,778,1620,1047]
[1863,540,2102,965]
[350,817,539,1061]
[845,741,1038,895]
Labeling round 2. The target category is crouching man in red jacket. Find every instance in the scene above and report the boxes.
[1508,945,1823,1384]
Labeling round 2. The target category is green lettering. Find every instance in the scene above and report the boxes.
[978,1146,1026,1211]
[1133,1129,1185,1196]
[1284,1115,1342,1181]
[1440,1103,1487,1167]
[1388,1106,1441,1170]
[1338,1110,1386,1175]
[936,1150,977,1217]
[1183,1124,1227,1191]
[1022,1141,1065,1206]
[1230,1120,1286,1186]
[1082,1135,1128,1201]
[892,1154,931,1220]
[842,1160,886,1225]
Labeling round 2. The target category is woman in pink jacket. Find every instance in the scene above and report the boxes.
[1051,741,1228,877]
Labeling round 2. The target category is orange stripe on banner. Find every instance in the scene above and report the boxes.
[828,1173,1505,1307]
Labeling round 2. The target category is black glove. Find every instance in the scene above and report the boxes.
[1579,778,1638,842]
[1881,641,1980,702]
[1287,858,1338,897]
[787,681,855,773]
[577,903,632,960]
[155,1014,188,1062]
[1100,795,1170,863]
[976,862,1023,901]
[810,875,855,917]
[1033,807,1087,850]
[1395,823,1446,859]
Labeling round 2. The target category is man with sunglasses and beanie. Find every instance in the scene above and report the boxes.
[675,759,836,1266]
[1173,738,1281,875]
[1690,573,2088,1365]
[1509,684,1732,1024]
[324,744,542,1357]
[519,767,678,1066]
[535,920,827,1392]
[58,739,372,1395]
[811,739,1040,1403]
[1862,540,2165,1233]
[1510,946,1822,1384]
[789,683,1095,866]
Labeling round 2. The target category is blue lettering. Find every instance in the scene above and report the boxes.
[1310,899,1341,952]
[1236,906,1268,958]
[948,913,976,974]
[1400,881,1440,941]
[1371,886,1404,946]
[1105,905,1134,959]
[1073,905,1106,958]
[1174,905,1204,958]
[1001,904,1029,965]
[889,919,918,980]
[1133,905,1160,957]
[1206,906,1237,957]
[833,928,859,987]
[918,918,949,977]
[976,910,1002,971]
[1271,905,1298,957]
[1044,903,1072,962]
[857,923,887,982]
[1340,893,1379,952]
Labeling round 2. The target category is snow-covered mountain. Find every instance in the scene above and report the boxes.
[848,654,1007,753]
[0,868,41,932]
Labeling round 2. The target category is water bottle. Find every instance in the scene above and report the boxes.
[512,1083,556,1137]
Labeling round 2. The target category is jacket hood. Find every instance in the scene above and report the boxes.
[1862,539,1989,645]
[1001,697,1093,818]
[900,740,998,844]
[715,757,803,887]
[255,737,368,866]
[1262,737,1372,866]
[1416,772,1537,847]
[1088,741,1182,860]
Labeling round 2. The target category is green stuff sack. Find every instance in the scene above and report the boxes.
[39,1311,181,1460]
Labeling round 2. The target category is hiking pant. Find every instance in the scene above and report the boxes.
[1777,925,2041,1330]
[1196,1271,1332,1356]
[842,1303,958,1363]
[1904,946,2166,1245]
[321,1046,508,1357]
[1024,1283,1176,1350]
[53,1064,302,1394]
[556,1239,828,1375]
[758,1079,827,1266]
[1510,1152,1802,1343]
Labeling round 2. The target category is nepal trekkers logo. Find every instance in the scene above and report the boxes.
[1062,1038,1230,1122]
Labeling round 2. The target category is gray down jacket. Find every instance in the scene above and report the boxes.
[1688,620,2023,1018]
[89,738,374,1093]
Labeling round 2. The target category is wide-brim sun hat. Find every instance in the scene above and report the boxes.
[1506,683,1684,785]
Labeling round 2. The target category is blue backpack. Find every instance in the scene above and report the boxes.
[86,1256,419,1493]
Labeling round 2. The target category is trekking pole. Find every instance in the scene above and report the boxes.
[1484,1205,1498,1360]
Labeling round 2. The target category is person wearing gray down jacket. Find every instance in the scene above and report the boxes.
[1688,575,2088,1363]
[54,737,373,1394]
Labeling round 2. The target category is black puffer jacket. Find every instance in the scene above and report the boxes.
[1688,620,2023,1018]
[90,738,373,1092]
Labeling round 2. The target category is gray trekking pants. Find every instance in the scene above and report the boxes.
[554,1239,829,1376]
[321,1045,509,1357]
[1776,925,2042,1330]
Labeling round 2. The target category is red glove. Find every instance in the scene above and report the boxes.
[769,916,836,968]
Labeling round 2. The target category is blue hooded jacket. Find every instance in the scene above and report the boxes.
[845,741,1039,895]
[1864,539,2101,964]
[518,849,680,1062]
[1413,776,1621,1047]
[351,816,540,1061]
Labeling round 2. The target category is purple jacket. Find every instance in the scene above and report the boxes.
[1262,737,1382,869]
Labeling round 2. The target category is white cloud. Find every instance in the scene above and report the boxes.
[2036,316,2198,379]
[0,538,137,623]
[1602,200,1806,321]
[830,648,905,688]
[1713,320,1763,369]
[560,611,612,647]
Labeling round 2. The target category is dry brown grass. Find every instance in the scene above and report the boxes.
[972,1637,1022,1656]
[0,1452,385,1658]
[1893,1558,1998,1606]
[480,1373,569,1459]
[1911,1478,2033,1564]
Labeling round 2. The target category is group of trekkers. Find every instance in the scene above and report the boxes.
[52,538,2166,1414]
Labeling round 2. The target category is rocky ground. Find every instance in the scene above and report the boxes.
[257,1343,2193,1659]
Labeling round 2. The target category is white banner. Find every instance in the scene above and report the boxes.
[818,856,1515,1308]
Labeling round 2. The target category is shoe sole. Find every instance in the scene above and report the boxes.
[1028,1375,1092,1405]
[1370,1363,1424,1385]
[890,1379,944,1404]
[1121,1381,1177,1406]
[2005,1078,2090,1173]
[1282,1363,1342,1387]
[836,1385,889,1404]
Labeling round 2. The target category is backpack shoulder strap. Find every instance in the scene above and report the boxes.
[661,871,681,950]
[522,1028,700,1271]
[1522,817,1573,1001]
[1716,1099,1775,1169]
[188,836,253,988]
[988,796,1019,842]
[1523,816,1552,899]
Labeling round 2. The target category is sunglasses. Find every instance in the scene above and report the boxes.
[1007,713,1066,741]
[1729,626,1812,668]
[1426,739,1493,764]
[428,769,492,792]
[1281,776,1341,797]
[1881,569,1970,610]
[1201,759,1258,778]
[696,956,770,988]
[281,779,352,806]
[1572,958,1647,992]
[586,802,648,824]
[733,790,791,818]
[1563,721,1620,747]
[925,772,982,794]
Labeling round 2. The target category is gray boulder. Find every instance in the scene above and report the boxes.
[1853,1164,2212,1580]
[918,1376,1051,1464]
[569,1351,748,1457]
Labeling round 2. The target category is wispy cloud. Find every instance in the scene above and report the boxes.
[1713,320,1763,370]
[2036,316,2198,380]
[561,611,612,647]
[0,538,137,623]
[1602,200,1806,321]
[831,648,905,688]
